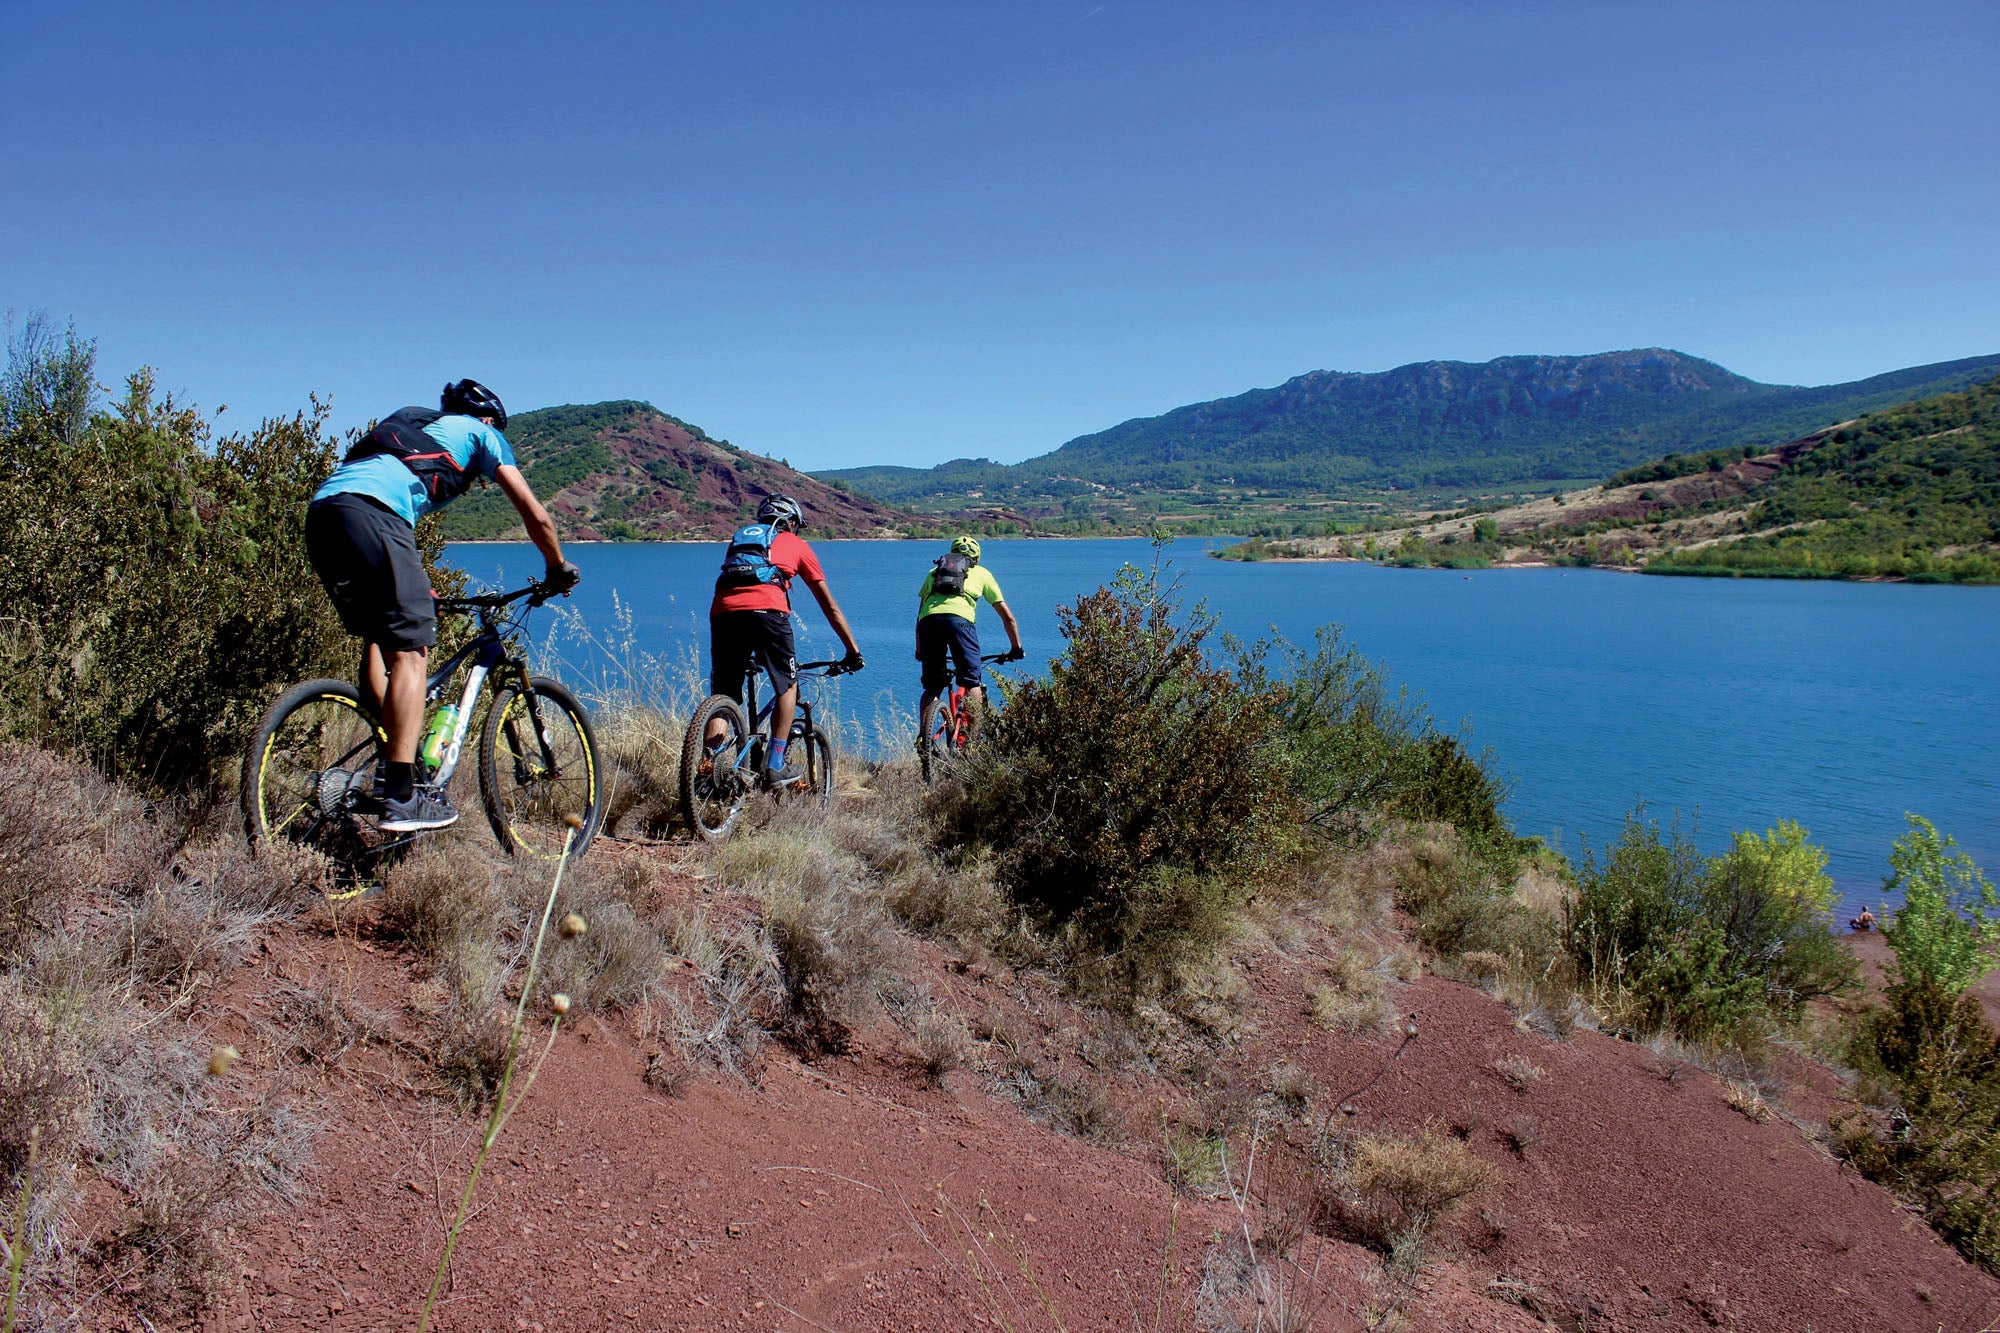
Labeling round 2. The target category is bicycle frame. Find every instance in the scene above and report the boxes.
[417,629,511,787]
[714,660,840,779]
[420,586,556,787]
[926,652,1012,756]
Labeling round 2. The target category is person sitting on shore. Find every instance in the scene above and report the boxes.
[1850,904,1878,932]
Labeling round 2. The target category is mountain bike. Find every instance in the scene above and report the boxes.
[242,577,603,867]
[678,659,855,842]
[918,652,1015,783]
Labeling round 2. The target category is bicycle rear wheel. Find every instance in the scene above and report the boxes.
[478,676,603,859]
[242,679,384,860]
[679,695,752,841]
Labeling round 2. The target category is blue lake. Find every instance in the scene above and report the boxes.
[448,538,2000,920]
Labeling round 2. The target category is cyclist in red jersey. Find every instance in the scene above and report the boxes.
[707,495,863,781]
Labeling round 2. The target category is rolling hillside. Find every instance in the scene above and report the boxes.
[822,349,2000,526]
[1234,373,2000,583]
[437,401,916,541]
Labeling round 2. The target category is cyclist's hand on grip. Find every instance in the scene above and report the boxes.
[1003,647,1026,663]
[840,650,866,675]
[544,560,581,594]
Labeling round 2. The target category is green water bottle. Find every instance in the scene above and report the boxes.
[419,704,459,771]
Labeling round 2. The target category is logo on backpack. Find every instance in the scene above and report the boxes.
[342,407,472,507]
[716,523,794,593]
[930,550,975,597]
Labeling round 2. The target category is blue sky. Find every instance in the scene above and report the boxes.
[4,1,1995,470]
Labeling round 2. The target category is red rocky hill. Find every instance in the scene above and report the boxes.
[438,400,916,541]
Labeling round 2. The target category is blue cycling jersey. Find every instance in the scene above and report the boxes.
[312,414,517,525]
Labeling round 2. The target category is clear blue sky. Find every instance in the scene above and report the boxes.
[4,1,1995,470]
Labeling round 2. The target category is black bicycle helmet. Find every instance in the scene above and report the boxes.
[441,378,508,429]
[756,493,805,532]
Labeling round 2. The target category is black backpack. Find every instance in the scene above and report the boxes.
[930,550,975,596]
[342,407,474,508]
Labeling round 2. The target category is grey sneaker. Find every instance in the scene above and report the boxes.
[378,786,459,833]
[762,743,806,789]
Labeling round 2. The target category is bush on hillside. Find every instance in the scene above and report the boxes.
[1565,812,1853,1043]
[1883,814,2000,993]
[0,318,354,785]
[944,556,1296,998]
[0,315,470,788]
[1238,627,1522,874]
[1841,973,2000,1272]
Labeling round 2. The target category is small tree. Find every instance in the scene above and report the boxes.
[1885,815,2000,994]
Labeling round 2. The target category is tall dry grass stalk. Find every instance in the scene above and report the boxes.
[416,817,583,1333]
[1,1126,37,1333]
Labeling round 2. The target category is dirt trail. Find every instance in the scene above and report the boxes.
[95,844,1998,1333]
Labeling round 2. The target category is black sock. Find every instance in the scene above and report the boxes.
[386,761,416,802]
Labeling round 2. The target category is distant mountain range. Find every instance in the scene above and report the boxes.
[1233,371,2000,583]
[818,349,2000,523]
[437,401,915,541]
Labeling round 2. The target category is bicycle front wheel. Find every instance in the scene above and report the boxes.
[778,728,834,806]
[242,678,384,859]
[478,676,603,859]
[679,695,751,842]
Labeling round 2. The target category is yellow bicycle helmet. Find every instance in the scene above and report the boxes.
[950,535,981,560]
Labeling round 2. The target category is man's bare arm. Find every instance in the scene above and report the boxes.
[494,464,566,573]
[803,575,862,657]
[994,600,1024,654]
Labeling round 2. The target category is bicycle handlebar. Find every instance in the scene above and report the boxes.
[798,658,859,677]
[434,575,571,616]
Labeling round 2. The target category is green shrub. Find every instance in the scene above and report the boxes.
[1883,814,2000,993]
[1842,973,2000,1271]
[1565,812,1853,1043]
[1238,626,1430,845]
[0,322,361,786]
[945,557,1295,998]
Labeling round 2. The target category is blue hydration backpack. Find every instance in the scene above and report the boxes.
[716,523,793,593]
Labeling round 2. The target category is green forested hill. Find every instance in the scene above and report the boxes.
[822,349,2000,523]
[1647,375,2000,580]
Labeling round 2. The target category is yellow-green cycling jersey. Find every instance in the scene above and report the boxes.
[918,564,1005,622]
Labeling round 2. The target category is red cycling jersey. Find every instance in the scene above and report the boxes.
[709,531,825,616]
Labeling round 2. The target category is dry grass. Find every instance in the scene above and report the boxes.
[908,1009,971,1086]
[1262,1062,1317,1117]
[527,854,670,1012]
[710,807,896,1054]
[655,910,775,1085]
[1723,1078,1771,1123]
[118,872,271,991]
[1492,1054,1546,1090]
[1312,1126,1497,1260]
[378,836,508,966]
[1306,947,1399,1035]
[598,703,686,838]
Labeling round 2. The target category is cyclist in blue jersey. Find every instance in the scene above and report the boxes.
[305,379,578,832]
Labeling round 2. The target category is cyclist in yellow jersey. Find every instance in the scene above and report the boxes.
[915,536,1023,727]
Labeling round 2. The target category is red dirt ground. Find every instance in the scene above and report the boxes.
[74,845,2000,1333]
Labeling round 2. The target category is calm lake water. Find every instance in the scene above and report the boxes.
[449,538,1999,920]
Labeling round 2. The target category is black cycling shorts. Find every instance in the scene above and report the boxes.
[918,613,982,694]
[710,609,796,704]
[304,493,437,652]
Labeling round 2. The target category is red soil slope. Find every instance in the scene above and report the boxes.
[100,846,2000,1333]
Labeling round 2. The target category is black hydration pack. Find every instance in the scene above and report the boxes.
[342,407,473,508]
[930,550,975,596]
[716,522,793,593]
